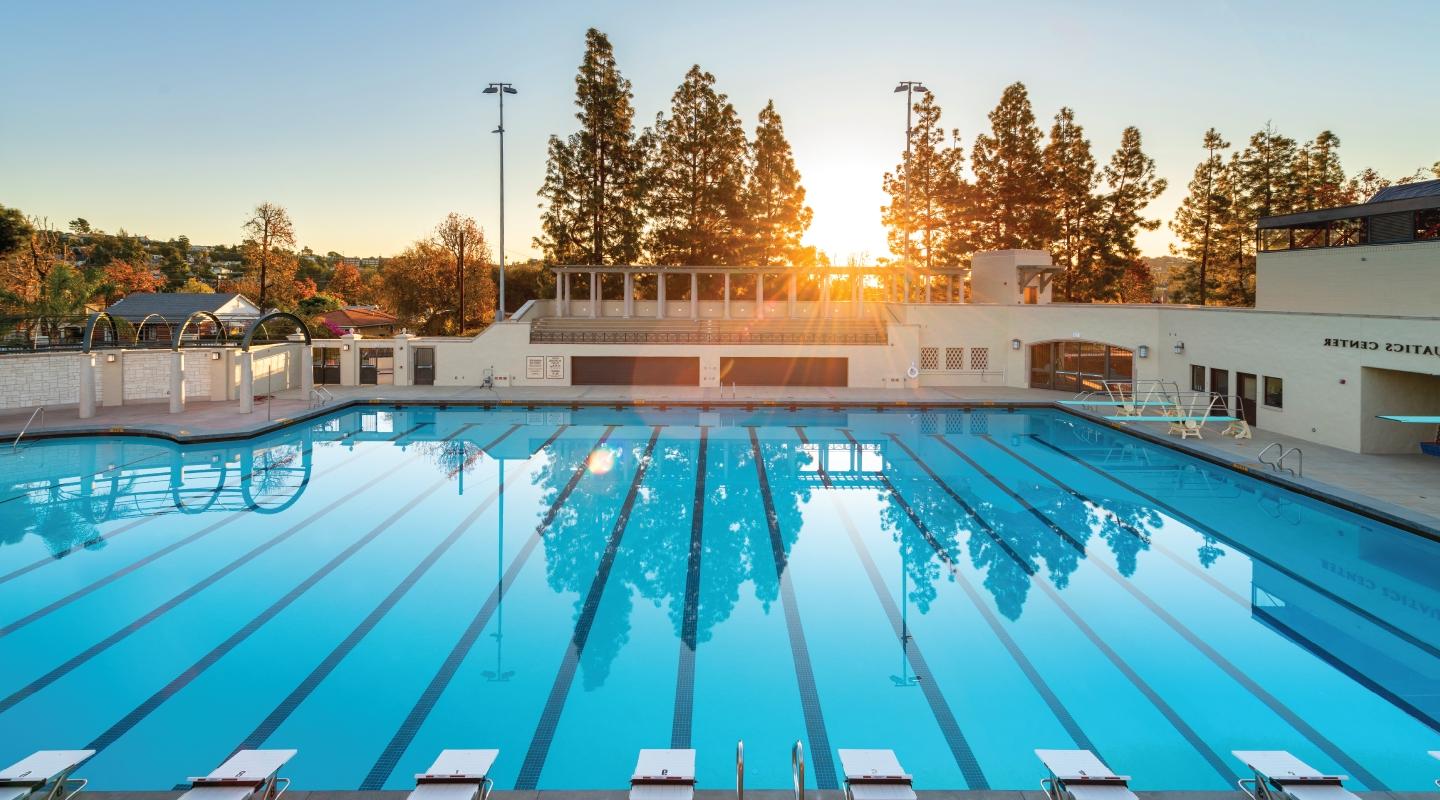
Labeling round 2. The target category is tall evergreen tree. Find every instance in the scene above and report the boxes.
[742,100,813,266]
[536,28,646,266]
[971,82,1054,250]
[1211,152,1255,306]
[1168,128,1231,305]
[880,92,968,269]
[1081,126,1166,301]
[1042,107,1099,300]
[1295,130,1348,209]
[646,65,748,266]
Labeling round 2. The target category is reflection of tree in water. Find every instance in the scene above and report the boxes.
[1197,534,1226,568]
[418,439,480,479]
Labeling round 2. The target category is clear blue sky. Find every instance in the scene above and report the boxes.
[3,0,1436,262]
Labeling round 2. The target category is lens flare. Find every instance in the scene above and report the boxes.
[586,447,616,475]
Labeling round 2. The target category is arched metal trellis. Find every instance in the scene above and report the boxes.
[172,310,228,351]
[81,312,121,353]
[133,313,170,347]
[240,311,311,352]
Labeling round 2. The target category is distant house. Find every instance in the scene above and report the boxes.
[105,292,263,342]
[320,306,400,336]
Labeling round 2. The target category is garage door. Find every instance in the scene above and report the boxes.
[719,357,848,387]
[571,356,700,386]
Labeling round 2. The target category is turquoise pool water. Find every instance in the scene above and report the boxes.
[1,406,1437,791]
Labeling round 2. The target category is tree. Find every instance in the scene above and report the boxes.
[1346,167,1390,203]
[103,259,163,302]
[536,28,647,266]
[971,82,1054,250]
[880,92,968,270]
[742,100,813,266]
[435,213,494,329]
[646,65,748,266]
[179,277,215,294]
[1082,126,1166,301]
[1169,128,1230,304]
[1295,131,1348,209]
[1043,107,1100,300]
[376,240,462,334]
[1,206,34,258]
[326,261,364,302]
[241,202,296,309]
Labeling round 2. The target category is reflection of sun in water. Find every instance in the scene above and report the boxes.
[586,447,616,475]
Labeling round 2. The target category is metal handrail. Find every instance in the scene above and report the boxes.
[736,740,744,800]
[1257,442,1283,467]
[791,741,804,800]
[12,406,44,451]
[1279,446,1303,477]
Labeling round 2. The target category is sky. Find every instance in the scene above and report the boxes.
[3,0,1437,263]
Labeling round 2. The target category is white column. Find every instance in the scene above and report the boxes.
[555,271,564,317]
[590,271,598,318]
[821,271,831,318]
[723,272,731,319]
[690,273,698,319]
[925,273,933,304]
[903,274,911,304]
[624,272,633,318]
[79,353,96,419]
[168,351,186,414]
[857,271,865,317]
[238,351,254,414]
[756,272,764,318]
[657,272,667,319]
[788,273,797,318]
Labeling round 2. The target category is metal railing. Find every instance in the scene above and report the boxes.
[1258,442,1304,477]
[530,326,888,345]
[11,406,44,450]
[791,741,805,800]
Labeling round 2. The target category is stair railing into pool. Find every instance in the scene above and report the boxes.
[11,406,44,451]
[1258,442,1304,478]
[736,740,744,800]
[791,741,804,800]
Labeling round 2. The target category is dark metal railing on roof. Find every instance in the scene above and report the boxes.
[529,323,888,346]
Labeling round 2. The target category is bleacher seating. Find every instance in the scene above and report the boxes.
[529,316,888,345]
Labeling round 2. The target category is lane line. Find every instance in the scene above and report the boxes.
[360,425,615,790]
[671,428,707,750]
[514,426,664,790]
[748,428,838,791]
[792,426,831,487]
[928,436,1086,554]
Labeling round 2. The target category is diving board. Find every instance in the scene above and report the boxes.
[1376,416,1440,424]
[1058,400,1176,406]
[1104,416,1239,422]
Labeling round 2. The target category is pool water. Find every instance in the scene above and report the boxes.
[0,406,1437,791]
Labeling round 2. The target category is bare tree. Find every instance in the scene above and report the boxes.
[242,203,296,309]
[435,213,488,330]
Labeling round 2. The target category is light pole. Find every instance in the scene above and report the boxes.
[484,82,517,321]
[893,81,929,289]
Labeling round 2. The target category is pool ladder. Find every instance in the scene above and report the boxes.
[732,739,804,800]
[1257,442,1303,477]
[11,406,44,451]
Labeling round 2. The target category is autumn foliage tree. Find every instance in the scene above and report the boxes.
[435,213,494,329]
[241,202,296,309]
[325,261,365,303]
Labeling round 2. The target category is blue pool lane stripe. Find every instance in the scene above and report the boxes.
[233,424,531,752]
[830,500,991,789]
[953,434,1386,790]
[514,426,664,790]
[0,447,428,717]
[879,433,1233,784]
[671,428,708,750]
[747,428,839,792]
[84,430,473,753]
[362,425,618,791]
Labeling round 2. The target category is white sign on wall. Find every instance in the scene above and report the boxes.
[525,356,544,379]
[546,356,565,379]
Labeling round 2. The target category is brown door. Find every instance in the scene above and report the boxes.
[1209,368,1229,413]
[719,357,848,387]
[572,356,699,385]
[1237,372,1258,425]
[413,347,435,385]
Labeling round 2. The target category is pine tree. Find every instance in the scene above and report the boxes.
[1295,131,1347,209]
[1042,107,1099,300]
[742,101,813,266]
[536,28,647,266]
[971,82,1054,250]
[1168,128,1230,304]
[647,65,748,266]
[1082,127,1166,301]
[880,92,968,269]
[1211,153,1255,306]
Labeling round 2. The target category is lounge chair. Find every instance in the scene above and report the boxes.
[1036,749,1137,800]
[0,751,95,800]
[838,749,916,800]
[179,750,296,800]
[629,749,695,800]
[409,750,498,800]
[1233,751,1358,800]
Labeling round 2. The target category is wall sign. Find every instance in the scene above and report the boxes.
[545,355,565,379]
[526,356,544,379]
[1323,338,1440,357]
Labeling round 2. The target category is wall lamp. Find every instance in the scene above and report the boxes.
[210,352,222,361]
[341,344,351,352]
[1137,345,1150,359]
[1010,338,1022,350]
[105,354,117,363]
[1172,341,1185,355]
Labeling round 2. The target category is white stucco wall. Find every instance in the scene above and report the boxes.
[0,353,103,409]
[1257,241,1439,316]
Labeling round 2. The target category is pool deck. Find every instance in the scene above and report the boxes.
[3,384,1439,536]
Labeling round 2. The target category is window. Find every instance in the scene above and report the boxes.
[1260,228,1292,252]
[1263,376,1284,409]
[945,347,966,371]
[1291,222,1327,249]
[1330,217,1366,247]
[1191,365,1205,392]
[920,347,939,371]
[1418,208,1440,241]
[970,347,990,371]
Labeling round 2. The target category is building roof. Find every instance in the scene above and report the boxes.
[321,306,399,329]
[105,292,259,322]
[1370,178,1440,203]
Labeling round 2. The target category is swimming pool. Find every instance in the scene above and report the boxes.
[1,405,1437,791]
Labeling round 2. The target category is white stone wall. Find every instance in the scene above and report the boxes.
[183,354,212,398]
[0,353,102,410]
[252,346,296,393]
[121,351,172,401]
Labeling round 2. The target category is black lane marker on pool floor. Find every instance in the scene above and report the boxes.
[233,424,530,753]
[84,430,472,753]
[830,499,991,789]
[671,428,708,750]
[0,446,424,716]
[929,436,1086,554]
[362,425,616,790]
[980,435,1152,546]
[514,426,664,790]
[748,428,838,792]
[880,432,1231,784]
[792,426,831,487]
[0,451,167,506]
[953,434,1385,790]
[846,432,1091,766]
[1027,434,1440,663]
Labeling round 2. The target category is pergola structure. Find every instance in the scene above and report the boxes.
[549,265,969,319]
